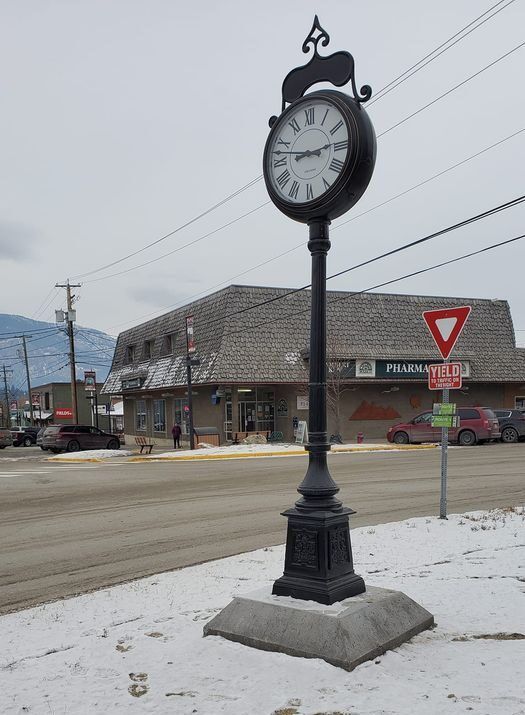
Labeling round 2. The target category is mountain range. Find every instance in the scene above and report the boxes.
[0,314,116,396]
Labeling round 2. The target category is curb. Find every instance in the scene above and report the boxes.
[129,443,438,463]
[45,457,107,463]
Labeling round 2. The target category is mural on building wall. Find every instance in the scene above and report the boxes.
[349,401,401,420]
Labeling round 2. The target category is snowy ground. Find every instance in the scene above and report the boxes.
[134,441,436,461]
[46,449,133,461]
[2,507,524,714]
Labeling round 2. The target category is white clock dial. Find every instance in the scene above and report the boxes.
[267,98,350,204]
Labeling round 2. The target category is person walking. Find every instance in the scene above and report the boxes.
[171,422,182,449]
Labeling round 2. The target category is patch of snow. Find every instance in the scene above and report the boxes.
[47,449,132,461]
[1,508,524,713]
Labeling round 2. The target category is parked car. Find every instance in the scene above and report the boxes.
[10,426,40,447]
[41,425,121,453]
[0,428,13,449]
[386,407,500,446]
[36,427,47,450]
[493,409,525,443]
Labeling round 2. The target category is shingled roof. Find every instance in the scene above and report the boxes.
[102,285,525,393]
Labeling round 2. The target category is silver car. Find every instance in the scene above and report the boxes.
[0,428,13,449]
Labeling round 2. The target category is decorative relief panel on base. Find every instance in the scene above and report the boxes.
[291,528,318,568]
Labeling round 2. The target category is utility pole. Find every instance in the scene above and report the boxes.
[2,365,12,429]
[13,335,34,425]
[56,281,81,423]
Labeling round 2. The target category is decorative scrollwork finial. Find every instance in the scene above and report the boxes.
[302,15,330,56]
[277,16,373,114]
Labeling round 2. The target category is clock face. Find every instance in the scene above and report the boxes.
[266,97,350,205]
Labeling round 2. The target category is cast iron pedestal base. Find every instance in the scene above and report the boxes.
[272,506,365,605]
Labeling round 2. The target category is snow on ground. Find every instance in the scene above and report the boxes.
[141,441,435,460]
[46,449,133,461]
[2,507,524,714]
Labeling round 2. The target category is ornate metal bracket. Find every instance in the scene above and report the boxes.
[275,16,372,119]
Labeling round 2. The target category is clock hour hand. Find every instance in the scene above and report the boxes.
[294,143,332,161]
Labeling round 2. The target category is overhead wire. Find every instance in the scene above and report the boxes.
[70,175,263,280]
[63,2,518,288]
[368,0,516,106]
[182,195,525,333]
[196,233,525,348]
[88,43,524,290]
[107,130,525,332]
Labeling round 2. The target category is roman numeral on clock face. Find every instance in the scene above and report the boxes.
[329,158,345,173]
[288,118,301,135]
[273,156,287,168]
[306,183,314,200]
[288,181,300,199]
[334,140,348,152]
[330,120,344,136]
[276,169,291,189]
[304,107,315,126]
[323,177,331,191]
[277,138,290,148]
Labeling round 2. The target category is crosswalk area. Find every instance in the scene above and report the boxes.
[0,462,132,479]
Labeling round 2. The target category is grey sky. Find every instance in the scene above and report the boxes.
[1,0,524,346]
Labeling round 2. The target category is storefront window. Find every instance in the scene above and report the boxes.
[136,400,146,431]
[236,387,275,433]
[174,397,189,435]
[153,399,166,432]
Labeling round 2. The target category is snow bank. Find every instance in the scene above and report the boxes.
[47,449,132,461]
[1,507,524,714]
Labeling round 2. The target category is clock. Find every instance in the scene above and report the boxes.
[263,90,376,223]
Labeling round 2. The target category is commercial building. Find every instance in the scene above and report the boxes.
[102,285,525,447]
[21,381,114,430]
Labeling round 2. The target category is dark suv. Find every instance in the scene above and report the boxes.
[493,409,525,443]
[387,406,500,446]
[41,425,121,453]
[10,426,40,447]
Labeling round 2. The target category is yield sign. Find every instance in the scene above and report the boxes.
[422,306,471,360]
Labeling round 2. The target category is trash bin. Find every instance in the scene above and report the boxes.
[357,432,364,444]
[193,426,221,448]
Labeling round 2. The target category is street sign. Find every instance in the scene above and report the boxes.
[428,362,462,390]
[433,403,456,415]
[186,316,196,354]
[431,415,460,428]
[84,370,96,392]
[55,407,73,419]
[422,306,471,360]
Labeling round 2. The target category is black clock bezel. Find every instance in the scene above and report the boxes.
[263,89,376,223]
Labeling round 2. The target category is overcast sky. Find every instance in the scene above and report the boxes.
[1,0,524,345]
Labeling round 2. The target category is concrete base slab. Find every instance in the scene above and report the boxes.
[203,585,434,671]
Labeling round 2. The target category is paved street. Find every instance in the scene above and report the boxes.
[0,444,524,615]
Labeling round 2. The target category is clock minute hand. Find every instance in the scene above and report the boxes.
[294,143,333,161]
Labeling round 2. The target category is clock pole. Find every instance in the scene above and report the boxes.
[272,217,365,604]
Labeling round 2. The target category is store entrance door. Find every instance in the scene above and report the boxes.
[239,401,256,432]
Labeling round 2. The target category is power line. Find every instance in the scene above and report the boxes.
[187,194,525,333]
[58,12,520,295]
[368,0,516,106]
[202,233,525,347]
[87,38,523,289]
[70,175,263,281]
[84,202,270,284]
[105,127,524,332]
[377,42,524,138]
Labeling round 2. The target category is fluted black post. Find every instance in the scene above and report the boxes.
[272,219,365,604]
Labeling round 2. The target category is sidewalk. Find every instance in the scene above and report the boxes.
[131,441,437,462]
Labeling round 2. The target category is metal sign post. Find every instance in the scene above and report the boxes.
[423,306,471,520]
[439,363,450,520]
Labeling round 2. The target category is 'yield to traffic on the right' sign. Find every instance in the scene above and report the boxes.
[428,362,462,390]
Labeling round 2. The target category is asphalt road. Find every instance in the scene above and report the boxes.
[1,444,524,615]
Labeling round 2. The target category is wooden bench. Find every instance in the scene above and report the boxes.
[135,436,155,454]
[232,430,271,445]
